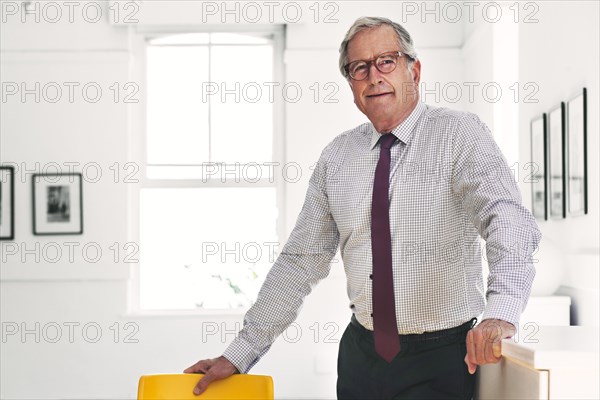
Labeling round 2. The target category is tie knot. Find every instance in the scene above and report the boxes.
[378,134,396,150]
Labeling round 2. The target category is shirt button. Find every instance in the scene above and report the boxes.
[369,274,373,279]
[370,313,374,317]
[350,304,355,309]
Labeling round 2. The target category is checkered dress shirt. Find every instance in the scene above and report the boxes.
[222,102,541,373]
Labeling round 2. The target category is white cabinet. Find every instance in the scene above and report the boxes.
[477,358,549,399]
[477,325,599,399]
[477,296,599,399]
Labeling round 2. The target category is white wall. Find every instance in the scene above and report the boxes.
[1,1,597,399]
[461,1,599,327]
[516,0,600,326]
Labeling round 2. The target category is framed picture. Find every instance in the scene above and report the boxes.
[33,173,83,235]
[530,114,548,220]
[0,166,15,240]
[548,103,566,219]
[566,88,588,216]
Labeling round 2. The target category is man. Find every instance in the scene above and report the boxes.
[185,17,541,399]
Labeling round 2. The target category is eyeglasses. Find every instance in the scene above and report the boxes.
[344,51,410,81]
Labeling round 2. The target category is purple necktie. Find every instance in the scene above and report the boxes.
[371,133,400,363]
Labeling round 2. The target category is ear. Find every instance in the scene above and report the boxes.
[411,59,421,86]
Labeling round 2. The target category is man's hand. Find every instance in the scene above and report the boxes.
[464,319,515,374]
[184,355,239,396]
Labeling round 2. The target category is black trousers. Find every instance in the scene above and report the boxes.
[337,316,477,400]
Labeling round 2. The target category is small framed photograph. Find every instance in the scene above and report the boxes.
[530,114,548,220]
[0,166,15,240]
[567,88,588,216]
[548,103,566,219]
[33,173,83,235]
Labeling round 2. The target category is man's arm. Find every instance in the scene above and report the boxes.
[451,113,542,373]
[185,144,340,394]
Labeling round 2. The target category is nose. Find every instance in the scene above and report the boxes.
[367,62,384,85]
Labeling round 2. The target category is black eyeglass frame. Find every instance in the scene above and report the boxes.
[344,51,413,81]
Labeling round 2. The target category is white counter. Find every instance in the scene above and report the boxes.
[503,325,599,370]
[478,325,600,400]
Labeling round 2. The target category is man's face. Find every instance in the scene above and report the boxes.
[346,25,421,132]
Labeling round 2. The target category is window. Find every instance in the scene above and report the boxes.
[138,29,284,310]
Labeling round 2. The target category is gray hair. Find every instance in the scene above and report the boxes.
[339,17,418,79]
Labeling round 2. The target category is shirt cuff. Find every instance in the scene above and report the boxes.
[222,336,259,374]
[481,293,523,328]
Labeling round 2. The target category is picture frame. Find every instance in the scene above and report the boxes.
[566,88,588,216]
[0,166,15,240]
[548,103,566,219]
[33,173,83,235]
[530,114,548,220]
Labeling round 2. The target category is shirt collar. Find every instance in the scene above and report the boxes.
[369,101,427,149]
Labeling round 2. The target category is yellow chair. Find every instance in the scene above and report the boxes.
[137,373,274,400]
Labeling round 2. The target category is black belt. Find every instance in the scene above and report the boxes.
[350,314,477,343]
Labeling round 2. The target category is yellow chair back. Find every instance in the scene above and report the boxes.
[137,373,274,400]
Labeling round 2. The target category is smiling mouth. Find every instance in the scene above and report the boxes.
[366,92,392,98]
